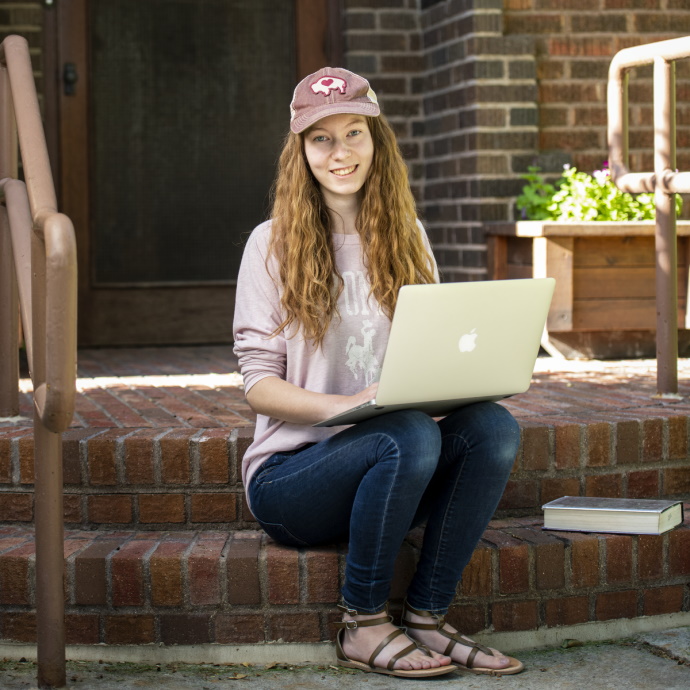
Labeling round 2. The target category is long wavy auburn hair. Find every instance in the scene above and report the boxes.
[267,113,436,347]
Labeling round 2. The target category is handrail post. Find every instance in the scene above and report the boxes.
[608,36,690,398]
[0,60,19,416]
[1,36,73,689]
[32,224,66,689]
[653,56,678,395]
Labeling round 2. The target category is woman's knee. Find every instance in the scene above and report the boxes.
[444,402,521,467]
[368,409,442,474]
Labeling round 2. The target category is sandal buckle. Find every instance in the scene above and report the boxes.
[343,620,358,630]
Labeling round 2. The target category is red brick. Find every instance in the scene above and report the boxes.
[138,494,185,524]
[62,428,98,485]
[234,427,254,485]
[643,586,685,616]
[604,534,633,583]
[446,604,486,635]
[545,596,590,627]
[2,611,36,642]
[483,530,529,594]
[227,533,261,605]
[0,493,33,521]
[541,477,580,506]
[87,494,133,524]
[521,425,550,471]
[87,430,129,485]
[65,614,100,644]
[74,538,124,605]
[0,542,34,605]
[266,541,300,605]
[160,614,211,645]
[160,429,195,484]
[305,547,340,603]
[19,435,34,484]
[105,615,156,644]
[461,542,493,597]
[497,479,539,510]
[198,429,231,484]
[63,494,82,523]
[188,535,226,605]
[668,416,688,460]
[492,600,538,632]
[596,590,638,620]
[627,469,659,498]
[669,527,690,576]
[586,423,610,467]
[638,534,663,580]
[585,473,623,498]
[150,539,190,606]
[0,435,11,483]
[124,429,159,484]
[615,420,640,465]
[562,533,600,588]
[190,493,236,523]
[111,538,157,606]
[642,418,663,463]
[554,423,582,469]
[215,613,265,643]
[513,528,565,590]
[664,467,690,496]
[268,613,321,643]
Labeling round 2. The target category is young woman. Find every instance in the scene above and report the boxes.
[233,68,524,679]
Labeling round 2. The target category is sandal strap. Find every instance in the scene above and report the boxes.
[402,601,446,631]
[368,628,404,669]
[403,600,494,666]
[335,603,391,631]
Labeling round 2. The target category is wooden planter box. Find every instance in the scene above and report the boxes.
[485,221,690,359]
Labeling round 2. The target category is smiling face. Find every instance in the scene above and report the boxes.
[302,113,374,208]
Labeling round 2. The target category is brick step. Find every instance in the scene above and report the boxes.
[1,516,688,646]
[2,411,689,529]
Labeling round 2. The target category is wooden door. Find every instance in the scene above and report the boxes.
[50,0,336,345]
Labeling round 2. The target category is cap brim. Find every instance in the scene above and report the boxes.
[290,101,380,133]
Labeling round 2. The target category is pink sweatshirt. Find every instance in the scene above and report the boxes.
[232,220,438,492]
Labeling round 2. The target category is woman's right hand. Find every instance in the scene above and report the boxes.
[246,377,378,426]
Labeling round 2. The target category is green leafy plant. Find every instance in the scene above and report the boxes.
[517,164,682,221]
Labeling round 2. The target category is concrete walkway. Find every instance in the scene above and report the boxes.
[1,627,688,689]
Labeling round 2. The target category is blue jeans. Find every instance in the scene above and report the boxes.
[248,403,520,614]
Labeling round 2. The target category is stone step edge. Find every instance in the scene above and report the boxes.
[3,610,690,665]
[0,514,688,646]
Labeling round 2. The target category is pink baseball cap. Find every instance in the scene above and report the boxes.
[289,67,380,134]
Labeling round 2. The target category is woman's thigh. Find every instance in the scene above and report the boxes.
[248,409,441,547]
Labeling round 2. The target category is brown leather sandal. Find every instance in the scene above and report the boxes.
[335,604,457,678]
[402,601,524,676]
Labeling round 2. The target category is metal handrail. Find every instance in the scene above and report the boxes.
[0,35,77,689]
[608,35,690,397]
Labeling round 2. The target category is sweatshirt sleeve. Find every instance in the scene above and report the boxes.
[232,222,287,393]
[416,219,440,283]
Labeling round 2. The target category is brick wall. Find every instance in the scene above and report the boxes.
[343,0,426,199]
[417,0,539,280]
[344,0,690,281]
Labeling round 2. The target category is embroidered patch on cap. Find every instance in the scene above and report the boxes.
[310,76,348,96]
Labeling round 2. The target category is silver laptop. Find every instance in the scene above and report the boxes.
[314,278,555,427]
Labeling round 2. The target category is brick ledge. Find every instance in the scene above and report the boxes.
[0,514,688,646]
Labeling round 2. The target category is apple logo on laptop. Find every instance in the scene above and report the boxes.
[458,328,477,352]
